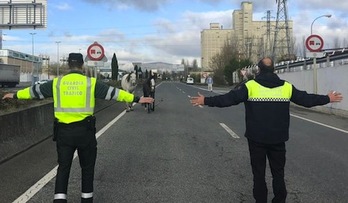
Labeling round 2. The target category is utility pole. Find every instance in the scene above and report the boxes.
[30,32,37,84]
[55,41,61,76]
[0,30,3,49]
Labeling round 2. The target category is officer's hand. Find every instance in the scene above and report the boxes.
[139,96,154,104]
[190,92,205,106]
[328,91,343,103]
[2,93,14,99]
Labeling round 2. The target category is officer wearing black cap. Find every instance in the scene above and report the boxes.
[190,57,343,203]
[2,53,154,203]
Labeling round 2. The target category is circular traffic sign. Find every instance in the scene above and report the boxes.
[305,35,324,52]
[87,42,105,60]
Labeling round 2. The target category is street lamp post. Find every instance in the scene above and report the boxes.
[0,30,6,49]
[30,33,37,85]
[55,41,61,76]
[310,14,331,94]
[311,14,331,35]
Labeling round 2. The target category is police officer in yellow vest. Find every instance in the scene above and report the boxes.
[190,57,343,203]
[2,53,154,203]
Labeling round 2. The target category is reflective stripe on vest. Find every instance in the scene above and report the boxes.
[35,84,45,99]
[17,84,44,99]
[53,75,96,123]
[105,86,120,101]
[245,80,292,102]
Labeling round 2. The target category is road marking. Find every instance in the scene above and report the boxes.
[290,113,348,134]
[12,165,58,203]
[220,123,240,138]
[12,110,127,203]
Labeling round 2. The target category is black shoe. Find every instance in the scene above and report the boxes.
[53,199,67,203]
[81,197,93,203]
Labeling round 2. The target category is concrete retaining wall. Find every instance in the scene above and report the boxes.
[0,103,54,163]
[278,63,348,117]
[0,99,116,164]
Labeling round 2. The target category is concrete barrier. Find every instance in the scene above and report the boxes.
[0,103,54,163]
[0,99,117,164]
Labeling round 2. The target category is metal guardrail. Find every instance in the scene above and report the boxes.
[274,48,348,71]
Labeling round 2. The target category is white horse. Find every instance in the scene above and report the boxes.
[121,72,137,112]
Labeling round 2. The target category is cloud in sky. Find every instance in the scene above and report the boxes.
[2,0,348,69]
[54,2,72,11]
[82,0,171,11]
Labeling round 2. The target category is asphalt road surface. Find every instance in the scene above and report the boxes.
[1,81,348,203]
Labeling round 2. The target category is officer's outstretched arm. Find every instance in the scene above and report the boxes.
[117,89,153,104]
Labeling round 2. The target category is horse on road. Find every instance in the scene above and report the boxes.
[121,72,137,112]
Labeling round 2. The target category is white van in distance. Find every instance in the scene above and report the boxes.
[186,77,194,85]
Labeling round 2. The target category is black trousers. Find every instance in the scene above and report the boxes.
[247,139,287,203]
[54,120,97,202]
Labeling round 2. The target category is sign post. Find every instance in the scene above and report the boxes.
[306,35,324,94]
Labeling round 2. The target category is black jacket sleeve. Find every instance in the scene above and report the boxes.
[204,85,248,107]
[290,85,330,107]
[94,80,112,99]
[132,96,140,103]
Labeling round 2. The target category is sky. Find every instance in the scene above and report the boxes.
[1,0,348,70]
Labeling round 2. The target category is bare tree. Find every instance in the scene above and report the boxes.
[192,59,198,70]
[333,37,341,49]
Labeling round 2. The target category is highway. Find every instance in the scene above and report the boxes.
[1,81,348,203]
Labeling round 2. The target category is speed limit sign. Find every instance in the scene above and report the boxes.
[305,35,324,52]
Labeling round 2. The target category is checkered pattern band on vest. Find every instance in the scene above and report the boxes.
[248,98,290,102]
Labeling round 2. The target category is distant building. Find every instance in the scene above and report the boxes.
[0,49,42,73]
[99,68,124,80]
[0,49,43,82]
[201,1,293,70]
[140,62,184,73]
[122,62,183,74]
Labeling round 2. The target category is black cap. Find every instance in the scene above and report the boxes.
[68,53,84,64]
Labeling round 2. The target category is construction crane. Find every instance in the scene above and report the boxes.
[272,0,293,62]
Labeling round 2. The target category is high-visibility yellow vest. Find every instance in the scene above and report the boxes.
[245,80,292,102]
[53,74,96,124]
[16,87,31,99]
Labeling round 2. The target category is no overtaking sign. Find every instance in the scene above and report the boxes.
[87,42,105,61]
[305,35,324,52]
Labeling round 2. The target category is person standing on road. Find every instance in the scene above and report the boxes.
[206,75,213,91]
[2,53,154,203]
[143,71,155,97]
[189,57,343,203]
[142,71,156,110]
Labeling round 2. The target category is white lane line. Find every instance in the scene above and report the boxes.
[96,110,126,138]
[219,123,240,139]
[290,113,348,134]
[12,110,127,203]
[12,165,58,203]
